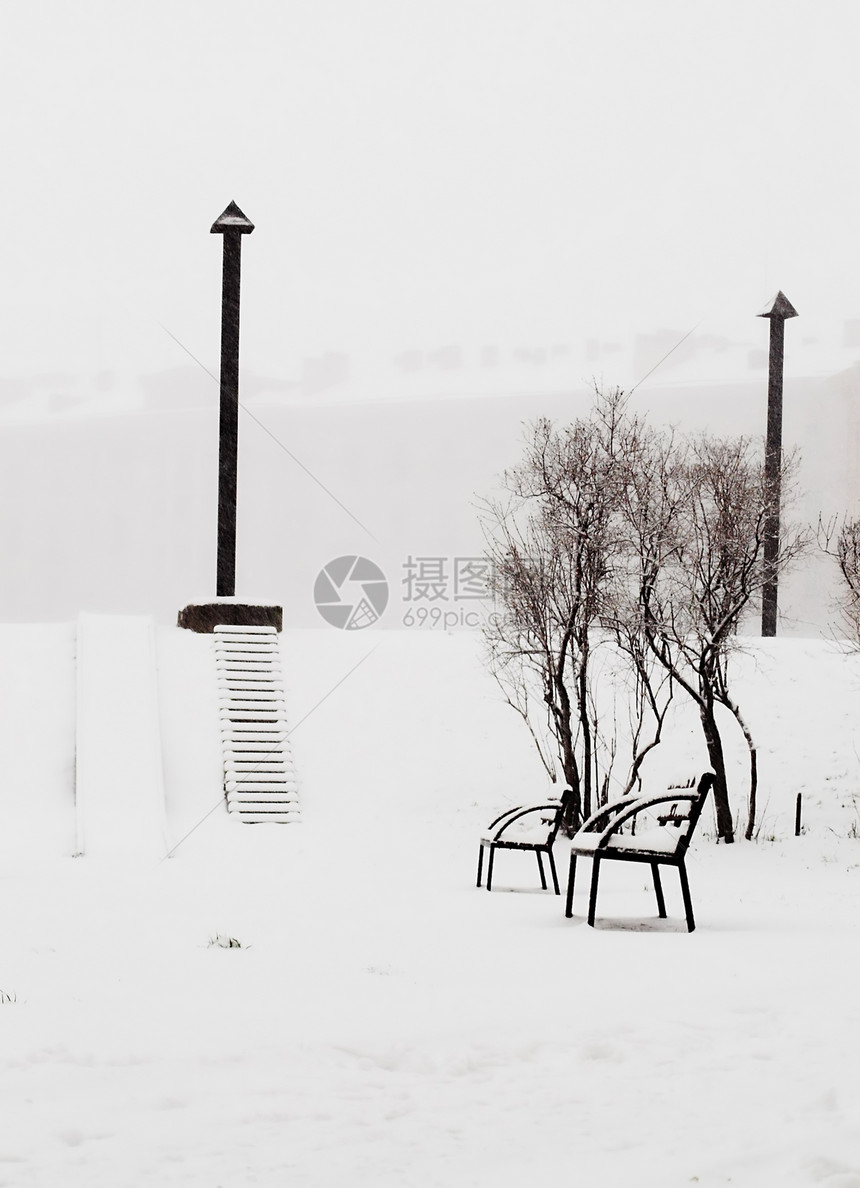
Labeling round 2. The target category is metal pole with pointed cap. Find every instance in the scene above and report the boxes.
[211,201,254,597]
[757,290,798,637]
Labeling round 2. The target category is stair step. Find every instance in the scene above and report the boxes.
[220,733,290,744]
[231,813,302,824]
[215,627,279,636]
[216,660,278,668]
[218,693,285,703]
[219,662,282,670]
[227,793,299,802]
[220,705,287,713]
[218,681,284,691]
[228,780,296,788]
[225,756,292,766]
[220,708,288,719]
[224,769,295,779]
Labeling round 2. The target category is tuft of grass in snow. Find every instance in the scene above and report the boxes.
[846,794,860,838]
[0,989,17,1004]
[823,794,860,840]
[207,934,244,950]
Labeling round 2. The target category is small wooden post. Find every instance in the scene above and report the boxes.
[795,792,802,836]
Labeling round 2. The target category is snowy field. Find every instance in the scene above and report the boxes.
[1,623,860,1186]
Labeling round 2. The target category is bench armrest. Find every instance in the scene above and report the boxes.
[577,798,636,834]
[588,792,698,849]
[488,803,562,841]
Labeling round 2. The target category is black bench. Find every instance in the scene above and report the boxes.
[477,790,573,894]
[564,773,714,931]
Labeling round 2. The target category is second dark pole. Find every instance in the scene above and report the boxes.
[758,290,798,637]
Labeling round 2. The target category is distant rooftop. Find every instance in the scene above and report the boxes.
[3,317,860,422]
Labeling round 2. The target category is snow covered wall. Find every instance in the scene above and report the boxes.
[0,617,226,864]
[0,622,76,863]
[74,614,168,860]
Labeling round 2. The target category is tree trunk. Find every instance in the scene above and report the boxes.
[560,751,581,833]
[698,703,735,843]
[745,747,758,841]
[553,674,581,831]
[577,650,593,822]
[559,743,581,835]
[720,695,758,841]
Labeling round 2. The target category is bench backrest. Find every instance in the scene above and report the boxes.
[657,773,714,856]
[547,787,576,844]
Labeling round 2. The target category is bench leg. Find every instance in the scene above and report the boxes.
[536,851,547,890]
[565,853,577,917]
[678,861,695,932]
[547,849,560,895]
[651,862,666,918]
[477,844,485,888]
[587,857,601,927]
[486,845,496,891]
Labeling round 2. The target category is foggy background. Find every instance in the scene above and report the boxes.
[1,0,859,630]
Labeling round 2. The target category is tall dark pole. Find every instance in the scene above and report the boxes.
[211,201,254,597]
[757,290,798,637]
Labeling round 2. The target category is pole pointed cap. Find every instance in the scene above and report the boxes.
[210,201,255,234]
[757,290,798,319]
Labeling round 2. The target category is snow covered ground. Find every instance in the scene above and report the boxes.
[1,623,860,1186]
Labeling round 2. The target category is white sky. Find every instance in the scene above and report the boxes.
[1,0,859,380]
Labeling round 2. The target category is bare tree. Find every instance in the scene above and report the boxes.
[482,506,579,793]
[818,515,860,643]
[608,612,676,797]
[482,391,805,844]
[632,434,807,842]
[481,390,673,830]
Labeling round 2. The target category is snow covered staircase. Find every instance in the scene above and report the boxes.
[214,625,300,823]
